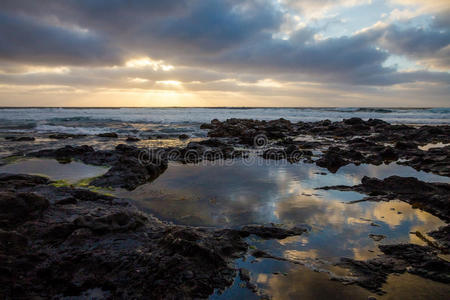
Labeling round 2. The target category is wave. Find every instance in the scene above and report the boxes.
[35,124,115,135]
[0,108,449,128]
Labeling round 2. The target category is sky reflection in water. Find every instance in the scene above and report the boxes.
[118,159,449,299]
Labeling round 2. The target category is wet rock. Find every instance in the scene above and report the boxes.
[0,229,28,255]
[126,136,140,142]
[31,145,95,158]
[29,144,167,191]
[319,176,450,222]
[0,173,50,190]
[91,155,167,190]
[198,138,227,147]
[379,244,450,283]
[343,117,364,125]
[428,225,450,251]
[378,146,398,161]
[97,132,118,138]
[0,173,262,299]
[178,134,190,140]
[398,145,450,177]
[49,133,86,139]
[5,136,35,141]
[316,147,352,173]
[394,141,417,150]
[369,234,385,241]
[239,225,307,239]
[0,192,49,229]
[239,268,251,282]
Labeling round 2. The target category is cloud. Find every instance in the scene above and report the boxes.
[378,23,450,69]
[0,12,121,66]
[0,0,449,106]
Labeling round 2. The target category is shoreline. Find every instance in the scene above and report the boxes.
[1,117,449,298]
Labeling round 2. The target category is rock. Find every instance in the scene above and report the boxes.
[239,225,307,239]
[0,229,28,255]
[318,176,450,222]
[198,138,227,147]
[29,144,167,191]
[343,117,364,125]
[0,192,49,229]
[379,146,398,161]
[49,133,86,139]
[394,141,417,150]
[369,234,386,241]
[316,147,351,173]
[5,136,35,141]
[97,132,118,138]
[178,134,190,140]
[30,145,95,158]
[239,268,251,282]
[0,173,50,190]
[126,136,140,142]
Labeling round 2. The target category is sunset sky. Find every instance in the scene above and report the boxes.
[0,0,449,107]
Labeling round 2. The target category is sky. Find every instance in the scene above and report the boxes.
[0,0,449,107]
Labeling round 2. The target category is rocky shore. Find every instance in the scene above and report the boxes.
[0,173,308,298]
[1,117,449,298]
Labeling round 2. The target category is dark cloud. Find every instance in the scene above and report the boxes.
[0,12,121,65]
[0,0,448,89]
[378,22,450,68]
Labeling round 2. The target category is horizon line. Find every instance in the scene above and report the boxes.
[0,106,446,109]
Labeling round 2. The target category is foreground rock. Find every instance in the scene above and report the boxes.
[0,174,307,299]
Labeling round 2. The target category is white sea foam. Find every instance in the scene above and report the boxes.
[0,107,448,136]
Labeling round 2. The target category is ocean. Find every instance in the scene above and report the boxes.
[0,107,449,137]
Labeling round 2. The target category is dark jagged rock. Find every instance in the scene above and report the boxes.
[31,145,95,158]
[126,136,140,142]
[97,132,118,138]
[0,174,307,299]
[178,134,190,140]
[428,225,450,251]
[338,244,450,293]
[239,225,307,239]
[318,176,450,222]
[29,144,167,191]
[398,145,450,177]
[5,136,35,141]
[198,138,227,147]
[316,147,353,172]
[49,133,86,139]
[0,173,50,190]
[0,191,49,229]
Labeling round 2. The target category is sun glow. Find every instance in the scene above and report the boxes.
[156,80,182,87]
[125,57,174,71]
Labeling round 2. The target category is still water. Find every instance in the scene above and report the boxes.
[116,159,449,299]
